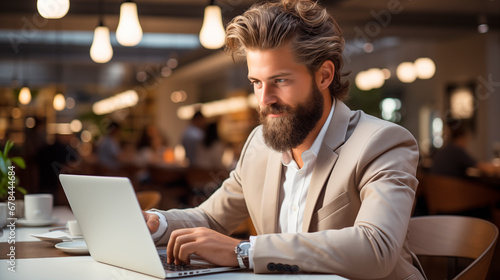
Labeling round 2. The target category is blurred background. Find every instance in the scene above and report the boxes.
[1,0,500,233]
[1,0,500,277]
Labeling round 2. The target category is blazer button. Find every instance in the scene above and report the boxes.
[267,263,276,271]
[276,263,284,272]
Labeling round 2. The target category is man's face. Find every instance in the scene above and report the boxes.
[247,46,325,152]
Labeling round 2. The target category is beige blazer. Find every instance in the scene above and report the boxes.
[157,100,425,280]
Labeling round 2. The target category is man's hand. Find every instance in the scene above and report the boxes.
[142,211,160,234]
[167,227,240,267]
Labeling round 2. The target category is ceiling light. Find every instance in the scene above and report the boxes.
[37,0,70,19]
[19,87,32,105]
[25,117,36,129]
[199,1,226,49]
[90,23,113,63]
[92,90,139,115]
[450,87,474,119]
[53,93,66,111]
[478,15,489,34]
[414,57,436,79]
[11,108,22,119]
[116,0,143,46]
[70,119,82,132]
[396,62,417,83]
[363,42,374,53]
[66,97,75,109]
[355,68,385,91]
[355,71,372,91]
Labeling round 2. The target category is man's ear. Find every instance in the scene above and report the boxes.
[315,60,335,91]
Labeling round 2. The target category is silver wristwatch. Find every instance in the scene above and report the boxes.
[234,240,251,268]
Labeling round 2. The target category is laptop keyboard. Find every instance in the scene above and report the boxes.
[160,255,212,271]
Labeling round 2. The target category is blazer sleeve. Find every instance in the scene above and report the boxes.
[252,124,420,279]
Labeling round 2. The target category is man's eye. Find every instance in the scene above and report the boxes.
[275,79,287,84]
[250,81,262,87]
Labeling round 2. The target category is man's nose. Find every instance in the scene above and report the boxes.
[258,84,278,107]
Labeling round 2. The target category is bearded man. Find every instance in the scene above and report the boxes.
[143,1,425,279]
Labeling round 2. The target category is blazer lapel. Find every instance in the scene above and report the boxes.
[260,150,282,233]
[302,100,351,232]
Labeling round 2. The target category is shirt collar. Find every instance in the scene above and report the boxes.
[282,98,336,166]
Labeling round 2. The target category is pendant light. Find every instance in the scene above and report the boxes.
[90,0,113,63]
[53,93,66,111]
[37,0,70,19]
[19,87,32,105]
[477,15,489,34]
[199,0,225,49]
[90,24,113,63]
[18,52,31,105]
[116,0,143,46]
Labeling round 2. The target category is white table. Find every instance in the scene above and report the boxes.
[0,257,348,280]
[0,207,348,280]
[0,206,75,243]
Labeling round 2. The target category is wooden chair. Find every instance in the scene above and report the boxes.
[409,215,498,280]
[136,190,162,210]
[420,174,500,215]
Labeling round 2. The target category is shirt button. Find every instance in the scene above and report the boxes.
[292,205,298,212]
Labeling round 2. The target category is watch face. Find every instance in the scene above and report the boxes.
[240,243,251,250]
[238,242,251,256]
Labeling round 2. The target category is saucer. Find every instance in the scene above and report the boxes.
[55,241,89,254]
[17,218,58,227]
[31,230,83,244]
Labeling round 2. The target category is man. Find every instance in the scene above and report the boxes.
[181,111,206,165]
[144,1,424,279]
[430,120,500,178]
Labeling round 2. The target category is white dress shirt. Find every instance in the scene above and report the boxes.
[278,100,335,233]
[150,100,336,269]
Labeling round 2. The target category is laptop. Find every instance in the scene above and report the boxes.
[59,174,241,278]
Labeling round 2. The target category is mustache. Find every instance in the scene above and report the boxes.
[258,103,293,117]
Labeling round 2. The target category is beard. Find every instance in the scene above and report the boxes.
[258,83,325,152]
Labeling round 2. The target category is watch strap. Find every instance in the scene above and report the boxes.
[235,240,250,269]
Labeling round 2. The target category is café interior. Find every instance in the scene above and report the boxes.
[1,0,500,279]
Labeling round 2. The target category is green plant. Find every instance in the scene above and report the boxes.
[0,140,27,201]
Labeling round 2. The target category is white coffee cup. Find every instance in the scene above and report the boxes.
[24,194,53,221]
[67,220,82,236]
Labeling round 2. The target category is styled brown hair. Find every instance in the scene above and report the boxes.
[225,0,350,100]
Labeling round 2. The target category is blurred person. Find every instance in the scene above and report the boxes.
[143,1,424,279]
[96,122,126,172]
[181,111,206,166]
[136,124,169,166]
[430,120,500,178]
[193,122,226,170]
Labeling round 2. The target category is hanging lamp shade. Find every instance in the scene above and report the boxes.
[19,87,32,105]
[37,0,70,19]
[90,24,113,63]
[53,93,66,111]
[116,0,143,46]
[199,4,225,49]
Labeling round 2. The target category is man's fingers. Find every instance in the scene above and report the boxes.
[177,242,196,265]
[166,227,240,267]
[142,211,160,233]
[167,228,197,264]
[147,216,160,233]
[173,234,197,265]
[167,229,182,263]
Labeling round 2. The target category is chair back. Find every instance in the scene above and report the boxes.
[409,215,498,280]
[420,174,500,215]
[136,190,162,210]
